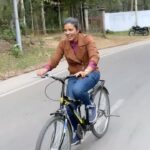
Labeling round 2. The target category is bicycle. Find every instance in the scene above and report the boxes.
[35,74,110,150]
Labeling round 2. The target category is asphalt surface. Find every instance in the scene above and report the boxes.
[0,39,150,150]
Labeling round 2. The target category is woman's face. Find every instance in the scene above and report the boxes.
[64,23,79,41]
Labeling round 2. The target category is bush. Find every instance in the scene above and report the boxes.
[0,28,15,41]
[20,21,26,35]
[106,29,114,34]
[11,44,22,58]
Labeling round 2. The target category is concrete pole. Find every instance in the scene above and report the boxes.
[100,7,106,38]
[13,0,22,51]
[84,6,89,32]
[135,0,138,26]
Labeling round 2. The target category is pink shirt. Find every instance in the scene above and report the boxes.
[70,41,97,70]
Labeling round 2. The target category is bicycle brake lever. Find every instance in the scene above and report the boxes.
[41,74,49,78]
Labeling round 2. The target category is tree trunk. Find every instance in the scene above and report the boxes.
[29,0,34,33]
[58,1,62,31]
[131,0,134,11]
[20,0,26,26]
[41,0,46,34]
[20,0,27,35]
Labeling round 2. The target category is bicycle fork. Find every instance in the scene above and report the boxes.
[57,118,69,150]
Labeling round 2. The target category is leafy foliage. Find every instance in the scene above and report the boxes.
[11,44,22,58]
[0,28,15,41]
[1,0,150,38]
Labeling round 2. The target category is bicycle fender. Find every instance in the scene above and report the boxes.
[94,86,109,95]
[103,86,109,95]
[50,111,65,117]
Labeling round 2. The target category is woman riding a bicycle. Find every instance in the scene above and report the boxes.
[37,17,100,145]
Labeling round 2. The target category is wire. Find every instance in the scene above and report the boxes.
[44,80,59,102]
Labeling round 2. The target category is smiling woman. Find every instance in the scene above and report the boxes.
[63,17,81,41]
[37,17,100,76]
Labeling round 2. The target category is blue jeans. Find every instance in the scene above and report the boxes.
[66,71,100,130]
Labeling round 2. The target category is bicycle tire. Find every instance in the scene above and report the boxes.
[35,116,72,150]
[128,30,135,36]
[143,30,149,36]
[91,88,110,138]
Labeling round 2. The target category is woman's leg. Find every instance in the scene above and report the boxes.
[72,71,100,123]
[66,71,100,144]
[66,77,78,131]
[72,71,100,106]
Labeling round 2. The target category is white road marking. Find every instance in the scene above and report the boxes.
[0,69,66,98]
[111,98,125,113]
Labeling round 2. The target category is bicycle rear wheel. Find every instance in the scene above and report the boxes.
[91,88,110,138]
[35,116,71,150]
[143,29,149,36]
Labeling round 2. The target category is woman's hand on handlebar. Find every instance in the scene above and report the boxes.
[75,71,88,78]
[36,68,49,77]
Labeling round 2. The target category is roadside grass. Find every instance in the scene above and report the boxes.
[90,30,129,36]
[0,47,55,79]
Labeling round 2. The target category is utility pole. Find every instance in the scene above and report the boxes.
[13,0,22,51]
[100,7,106,38]
[84,5,89,32]
[135,0,138,26]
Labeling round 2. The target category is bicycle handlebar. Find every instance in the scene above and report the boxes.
[40,73,104,102]
[42,74,77,84]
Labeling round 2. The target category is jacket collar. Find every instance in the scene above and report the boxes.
[65,33,86,47]
[77,33,87,46]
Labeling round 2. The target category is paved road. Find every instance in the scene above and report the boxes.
[74,42,150,150]
[0,41,150,150]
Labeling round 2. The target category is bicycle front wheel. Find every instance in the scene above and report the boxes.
[128,30,135,36]
[92,88,110,138]
[35,116,71,150]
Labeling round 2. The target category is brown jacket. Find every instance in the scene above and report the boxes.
[48,33,100,74]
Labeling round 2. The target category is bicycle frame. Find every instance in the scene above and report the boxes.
[51,96,86,125]
[48,75,89,131]
[49,76,107,132]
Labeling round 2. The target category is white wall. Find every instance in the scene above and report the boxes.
[105,10,150,31]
